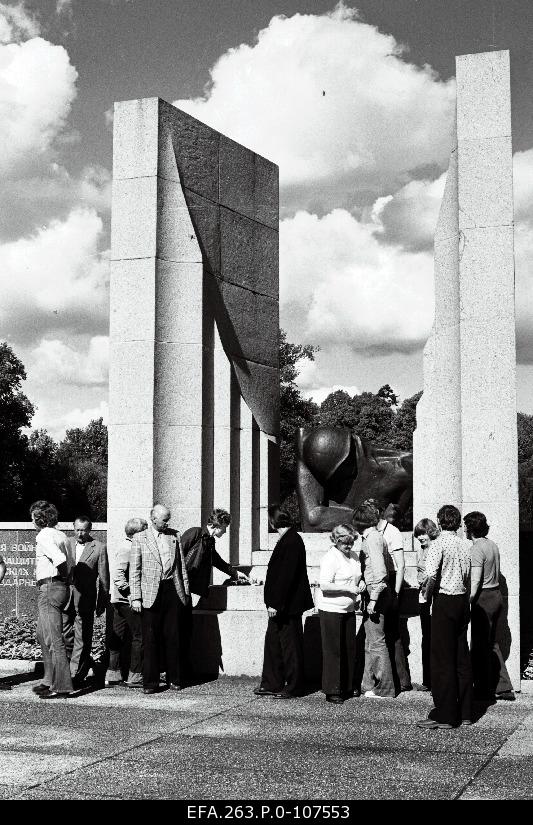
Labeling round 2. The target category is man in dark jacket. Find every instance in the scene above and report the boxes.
[63,517,109,687]
[255,507,314,699]
[181,508,249,680]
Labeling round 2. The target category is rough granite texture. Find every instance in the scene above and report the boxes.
[108,98,279,568]
[413,50,519,687]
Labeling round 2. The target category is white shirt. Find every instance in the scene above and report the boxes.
[378,521,403,574]
[75,542,85,565]
[151,525,173,578]
[318,546,362,613]
[35,527,71,581]
[425,531,471,596]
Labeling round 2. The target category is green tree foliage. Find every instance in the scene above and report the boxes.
[279,330,319,503]
[319,384,398,446]
[391,391,422,450]
[55,418,108,521]
[0,343,34,518]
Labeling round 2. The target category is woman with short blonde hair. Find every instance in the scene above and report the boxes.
[318,523,365,704]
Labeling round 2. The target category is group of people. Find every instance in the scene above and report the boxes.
[256,501,515,730]
[25,500,247,698]
[0,497,516,727]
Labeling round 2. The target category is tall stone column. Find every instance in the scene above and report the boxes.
[108,98,279,575]
[414,51,520,688]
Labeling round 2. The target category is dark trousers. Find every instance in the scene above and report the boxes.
[385,580,412,691]
[319,610,356,697]
[141,580,184,689]
[260,613,305,695]
[430,593,472,725]
[37,581,73,694]
[420,600,432,689]
[180,600,193,681]
[471,588,513,698]
[107,602,143,678]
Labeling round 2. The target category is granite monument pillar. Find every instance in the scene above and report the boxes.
[414,50,520,687]
[108,98,279,574]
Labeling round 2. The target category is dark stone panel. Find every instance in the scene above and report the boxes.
[220,208,278,299]
[219,136,278,229]
[215,280,278,368]
[183,189,221,274]
[0,529,105,621]
[159,100,219,203]
[232,358,279,437]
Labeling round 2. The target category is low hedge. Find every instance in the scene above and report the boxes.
[0,613,107,661]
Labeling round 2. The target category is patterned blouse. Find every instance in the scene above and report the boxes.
[424,530,471,596]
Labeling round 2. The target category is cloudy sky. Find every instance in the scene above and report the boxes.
[2,0,533,437]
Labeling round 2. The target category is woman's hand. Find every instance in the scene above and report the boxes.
[267,607,277,619]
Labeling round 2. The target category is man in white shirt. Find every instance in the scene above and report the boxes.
[30,500,74,699]
[376,502,412,693]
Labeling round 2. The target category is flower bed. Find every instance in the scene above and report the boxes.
[0,613,107,661]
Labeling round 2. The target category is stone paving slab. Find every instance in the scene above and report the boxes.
[0,677,531,800]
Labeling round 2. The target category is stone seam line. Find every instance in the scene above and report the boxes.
[453,708,533,800]
[6,695,260,799]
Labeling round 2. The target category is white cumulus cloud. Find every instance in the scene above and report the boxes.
[174,3,455,212]
[29,336,109,387]
[0,208,109,345]
[0,2,39,43]
[280,208,434,355]
[0,35,78,177]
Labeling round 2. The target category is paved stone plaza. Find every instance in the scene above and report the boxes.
[0,673,532,800]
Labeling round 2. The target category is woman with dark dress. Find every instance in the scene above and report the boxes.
[254,507,314,700]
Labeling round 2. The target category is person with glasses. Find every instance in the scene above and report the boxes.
[317,523,366,704]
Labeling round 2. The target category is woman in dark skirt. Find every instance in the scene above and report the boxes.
[254,507,314,699]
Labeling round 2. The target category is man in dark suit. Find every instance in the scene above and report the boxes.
[254,506,314,699]
[130,504,190,694]
[63,516,109,687]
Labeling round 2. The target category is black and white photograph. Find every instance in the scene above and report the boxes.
[0,0,532,805]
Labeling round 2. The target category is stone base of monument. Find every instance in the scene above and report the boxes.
[190,581,424,684]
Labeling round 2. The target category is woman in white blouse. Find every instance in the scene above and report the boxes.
[318,523,366,704]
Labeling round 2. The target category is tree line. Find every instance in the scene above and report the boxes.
[2,336,533,526]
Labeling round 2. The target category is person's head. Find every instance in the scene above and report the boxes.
[151,504,171,532]
[124,517,148,539]
[352,502,380,533]
[463,511,489,540]
[29,500,59,530]
[414,518,439,549]
[382,503,401,525]
[207,508,231,539]
[268,505,293,531]
[330,523,357,555]
[437,504,462,533]
[74,516,92,543]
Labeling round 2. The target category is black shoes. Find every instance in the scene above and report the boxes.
[326,695,345,704]
[416,718,454,730]
[253,686,278,696]
[496,691,516,701]
[39,691,73,700]
[143,687,159,695]
[167,683,182,692]
[32,684,50,695]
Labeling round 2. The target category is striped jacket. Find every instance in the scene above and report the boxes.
[129,527,190,608]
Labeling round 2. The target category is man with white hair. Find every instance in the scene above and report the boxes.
[130,504,190,694]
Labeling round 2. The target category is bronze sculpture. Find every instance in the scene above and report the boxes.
[296,426,412,532]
